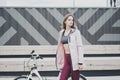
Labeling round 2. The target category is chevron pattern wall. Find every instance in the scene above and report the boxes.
[0,8,120,45]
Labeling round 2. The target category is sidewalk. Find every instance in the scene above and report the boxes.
[0,76,120,80]
[86,76,120,80]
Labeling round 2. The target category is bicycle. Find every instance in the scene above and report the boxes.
[14,50,87,80]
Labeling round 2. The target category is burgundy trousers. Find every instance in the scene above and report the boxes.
[60,54,80,80]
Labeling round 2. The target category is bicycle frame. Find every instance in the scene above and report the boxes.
[26,50,43,80]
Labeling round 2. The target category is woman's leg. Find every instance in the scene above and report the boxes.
[71,70,80,80]
[60,65,71,80]
[60,54,71,80]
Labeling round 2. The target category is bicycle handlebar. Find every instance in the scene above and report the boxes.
[30,50,43,60]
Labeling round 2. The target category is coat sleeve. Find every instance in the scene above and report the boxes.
[56,29,64,70]
[75,29,84,64]
[58,29,64,45]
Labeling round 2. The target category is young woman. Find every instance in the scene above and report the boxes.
[56,14,84,80]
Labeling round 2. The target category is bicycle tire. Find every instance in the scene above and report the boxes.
[68,74,87,80]
[14,76,32,80]
[80,74,87,80]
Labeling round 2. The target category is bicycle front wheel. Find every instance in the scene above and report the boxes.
[80,74,87,80]
[14,76,32,80]
[68,74,87,80]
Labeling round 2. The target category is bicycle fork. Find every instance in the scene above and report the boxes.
[27,69,42,80]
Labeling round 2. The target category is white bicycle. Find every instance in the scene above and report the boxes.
[14,50,87,80]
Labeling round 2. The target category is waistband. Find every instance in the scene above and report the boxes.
[65,53,70,55]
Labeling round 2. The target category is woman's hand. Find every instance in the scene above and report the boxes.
[78,64,83,70]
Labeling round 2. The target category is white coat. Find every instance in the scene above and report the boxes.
[56,28,84,71]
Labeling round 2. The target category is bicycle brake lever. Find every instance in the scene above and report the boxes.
[31,50,35,54]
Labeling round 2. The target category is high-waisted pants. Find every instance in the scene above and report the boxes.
[60,53,80,80]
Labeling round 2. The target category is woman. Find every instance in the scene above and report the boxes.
[56,14,84,80]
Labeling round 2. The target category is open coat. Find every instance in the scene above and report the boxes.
[56,28,84,71]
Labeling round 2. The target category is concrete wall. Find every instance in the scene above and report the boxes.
[0,8,120,45]
[0,0,108,7]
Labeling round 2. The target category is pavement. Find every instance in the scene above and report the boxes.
[0,76,120,80]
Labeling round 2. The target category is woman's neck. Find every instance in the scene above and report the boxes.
[65,26,71,31]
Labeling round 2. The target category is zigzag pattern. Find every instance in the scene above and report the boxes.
[0,8,120,45]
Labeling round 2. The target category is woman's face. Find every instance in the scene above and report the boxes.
[65,16,74,27]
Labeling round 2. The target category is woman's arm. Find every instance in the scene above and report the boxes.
[75,29,84,65]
